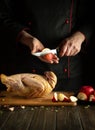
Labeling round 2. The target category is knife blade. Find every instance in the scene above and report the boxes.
[32,49,58,57]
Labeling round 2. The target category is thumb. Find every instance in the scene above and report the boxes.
[31,45,37,53]
[31,48,36,54]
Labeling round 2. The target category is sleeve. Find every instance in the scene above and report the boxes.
[73,0,94,43]
[0,0,29,41]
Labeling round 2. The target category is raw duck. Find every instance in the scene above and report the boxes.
[0,71,57,98]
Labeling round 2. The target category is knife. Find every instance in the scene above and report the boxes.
[32,48,58,57]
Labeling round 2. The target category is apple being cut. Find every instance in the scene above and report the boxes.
[77,86,94,101]
[41,48,55,61]
[42,53,54,61]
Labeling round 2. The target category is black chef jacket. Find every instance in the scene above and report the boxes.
[0,0,94,91]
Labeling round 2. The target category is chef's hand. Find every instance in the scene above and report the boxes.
[39,53,59,64]
[30,38,59,64]
[58,31,85,57]
[18,30,59,64]
[18,30,44,52]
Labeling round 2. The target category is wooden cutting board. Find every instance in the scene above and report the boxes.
[0,91,77,106]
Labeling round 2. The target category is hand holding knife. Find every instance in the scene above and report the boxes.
[31,48,59,64]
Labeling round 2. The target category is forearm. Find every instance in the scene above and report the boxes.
[71,31,85,43]
[17,30,34,49]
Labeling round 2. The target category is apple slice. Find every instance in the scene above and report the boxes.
[42,48,50,52]
[89,95,95,102]
[70,96,78,102]
[77,92,88,101]
[77,86,94,101]
[52,92,58,102]
[58,93,70,102]
[42,48,55,61]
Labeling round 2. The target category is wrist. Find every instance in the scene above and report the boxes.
[18,30,34,48]
[20,30,33,41]
[74,31,86,42]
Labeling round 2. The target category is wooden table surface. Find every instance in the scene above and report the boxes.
[0,101,95,130]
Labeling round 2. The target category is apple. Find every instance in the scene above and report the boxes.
[42,53,54,61]
[77,86,94,101]
[52,92,58,102]
[52,92,78,103]
[70,96,78,102]
[41,48,55,61]
[89,95,95,102]
[58,93,70,102]
[42,48,50,52]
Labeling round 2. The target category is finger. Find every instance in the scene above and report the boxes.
[31,46,37,53]
[39,55,59,64]
[52,57,59,63]
[64,47,72,56]
[59,46,67,57]
[52,59,59,63]
[52,55,59,60]
[65,45,79,56]
[69,49,78,56]
[72,51,79,56]
[38,57,54,64]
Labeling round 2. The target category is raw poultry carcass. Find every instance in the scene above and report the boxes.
[0,71,57,98]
